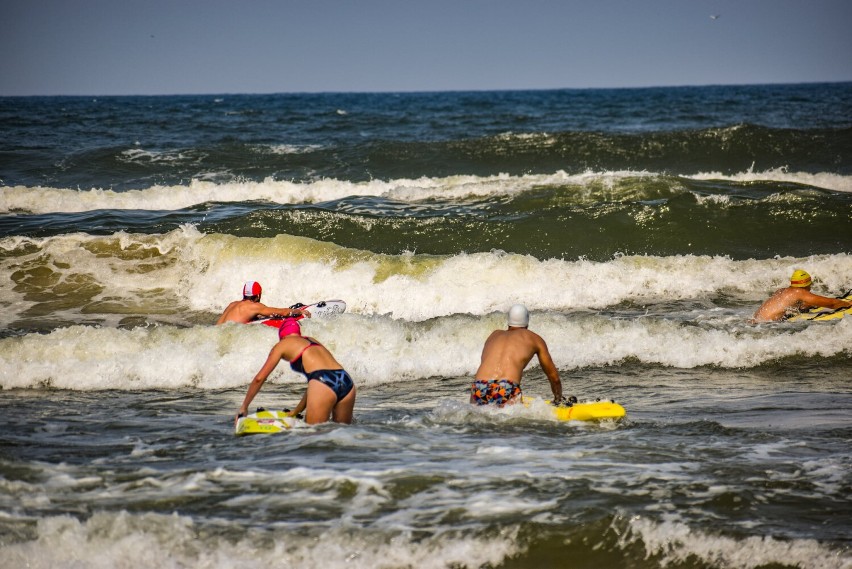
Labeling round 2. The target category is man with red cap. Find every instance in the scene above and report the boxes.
[752,269,851,322]
[216,281,309,325]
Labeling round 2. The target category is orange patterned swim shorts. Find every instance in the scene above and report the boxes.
[471,379,522,407]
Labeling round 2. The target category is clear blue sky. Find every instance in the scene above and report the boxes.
[2,0,851,96]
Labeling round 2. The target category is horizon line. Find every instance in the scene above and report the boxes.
[2,80,851,99]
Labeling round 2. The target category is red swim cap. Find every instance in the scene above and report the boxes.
[242,281,262,298]
[278,318,302,339]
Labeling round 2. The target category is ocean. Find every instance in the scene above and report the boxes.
[1,83,851,568]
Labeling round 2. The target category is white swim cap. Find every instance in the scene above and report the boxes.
[507,304,529,327]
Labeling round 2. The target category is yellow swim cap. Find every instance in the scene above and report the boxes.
[790,269,812,288]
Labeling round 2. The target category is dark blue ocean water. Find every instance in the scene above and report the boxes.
[3,83,851,191]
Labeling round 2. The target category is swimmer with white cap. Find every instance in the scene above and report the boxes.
[470,304,564,407]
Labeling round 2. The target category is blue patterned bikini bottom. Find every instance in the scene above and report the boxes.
[306,369,355,401]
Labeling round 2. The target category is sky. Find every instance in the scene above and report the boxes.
[1,0,851,96]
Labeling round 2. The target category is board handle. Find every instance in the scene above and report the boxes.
[551,395,578,407]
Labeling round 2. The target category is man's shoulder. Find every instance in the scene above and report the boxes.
[789,287,826,301]
[507,327,547,347]
[240,299,266,311]
[775,287,806,300]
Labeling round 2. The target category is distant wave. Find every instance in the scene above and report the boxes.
[119,147,199,164]
[4,88,850,191]
[3,169,851,214]
[689,167,852,193]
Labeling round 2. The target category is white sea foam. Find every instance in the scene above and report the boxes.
[3,505,846,569]
[0,172,596,213]
[0,511,522,569]
[2,227,850,330]
[620,515,851,569]
[3,167,848,214]
[690,167,852,193]
[1,307,850,391]
[175,235,852,317]
[257,143,324,155]
[0,226,852,323]
[2,228,850,391]
[118,148,196,164]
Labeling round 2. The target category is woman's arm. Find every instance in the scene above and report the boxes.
[237,345,284,419]
[289,390,308,417]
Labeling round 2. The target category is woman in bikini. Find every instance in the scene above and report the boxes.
[236,318,356,425]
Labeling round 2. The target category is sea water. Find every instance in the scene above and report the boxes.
[1,84,851,568]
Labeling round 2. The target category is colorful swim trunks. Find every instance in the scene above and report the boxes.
[471,379,522,407]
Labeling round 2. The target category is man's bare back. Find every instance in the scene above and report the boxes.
[471,305,562,405]
[216,281,308,325]
[476,328,548,382]
[753,280,851,322]
[216,299,282,324]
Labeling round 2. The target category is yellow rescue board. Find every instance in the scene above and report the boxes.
[235,409,302,436]
[523,397,627,422]
[786,293,852,322]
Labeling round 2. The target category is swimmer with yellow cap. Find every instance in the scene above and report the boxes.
[752,270,851,322]
[789,269,812,288]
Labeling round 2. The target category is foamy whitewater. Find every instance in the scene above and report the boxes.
[1,85,850,568]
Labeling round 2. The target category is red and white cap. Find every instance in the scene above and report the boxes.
[242,281,262,298]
